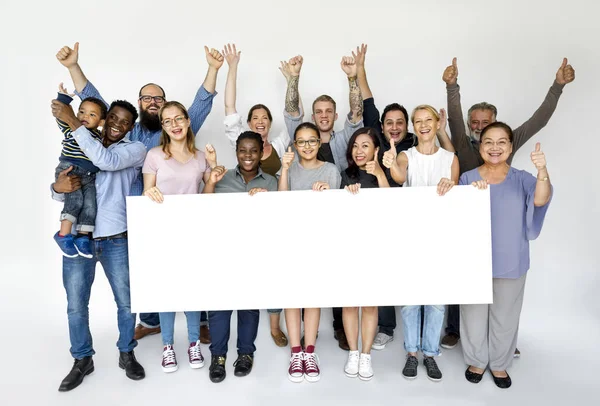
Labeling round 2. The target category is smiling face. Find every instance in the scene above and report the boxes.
[468,109,495,140]
[295,128,321,161]
[104,106,135,144]
[247,108,272,141]
[160,105,190,142]
[138,84,165,116]
[479,127,513,165]
[77,100,104,130]
[312,101,337,133]
[237,138,263,173]
[412,108,440,143]
[352,133,376,169]
[382,110,408,144]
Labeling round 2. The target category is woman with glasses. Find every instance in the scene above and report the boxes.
[382,105,459,383]
[278,122,341,383]
[142,101,216,373]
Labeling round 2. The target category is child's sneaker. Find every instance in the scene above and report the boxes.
[188,340,204,369]
[161,344,178,373]
[288,351,304,383]
[74,235,93,258]
[303,351,320,382]
[54,232,78,258]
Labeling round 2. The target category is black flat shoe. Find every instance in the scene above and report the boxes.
[119,351,145,380]
[490,370,512,389]
[209,355,227,383]
[465,367,484,384]
[233,354,254,377]
[58,356,94,392]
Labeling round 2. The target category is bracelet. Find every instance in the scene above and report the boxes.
[537,176,548,181]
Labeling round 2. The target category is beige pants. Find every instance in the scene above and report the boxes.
[460,274,527,371]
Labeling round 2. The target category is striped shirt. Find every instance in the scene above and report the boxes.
[57,117,102,173]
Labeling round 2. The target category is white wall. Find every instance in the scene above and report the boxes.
[0,0,598,391]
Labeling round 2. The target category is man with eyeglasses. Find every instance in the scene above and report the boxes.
[56,42,225,343]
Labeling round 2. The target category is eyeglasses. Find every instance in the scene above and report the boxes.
[139,95,166,103]
[162,116,186,128]
[295,139,320,147]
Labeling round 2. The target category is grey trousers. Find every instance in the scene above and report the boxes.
[460,274,527,371]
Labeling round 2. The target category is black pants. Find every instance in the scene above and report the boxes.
[445,304,460,336]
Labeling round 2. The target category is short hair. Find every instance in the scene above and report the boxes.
[108,100,139,123]
[158,101,197,158]
[312,95,336,114]
[410,104,440,123]
[345,127,381,180]
[236,131,264,153]
[381,103,409,124]
[293,122,320,140]
[138,83,166,99]
[480,121,513,143]
[81,97,107,119]
[467,102,497,122]
[247,104,273,123]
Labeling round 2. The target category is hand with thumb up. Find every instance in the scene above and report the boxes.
[382,138,397,169]
[530,142,546,171]
[282,146,295,170]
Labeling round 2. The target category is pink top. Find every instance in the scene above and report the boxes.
[142,147,210,195]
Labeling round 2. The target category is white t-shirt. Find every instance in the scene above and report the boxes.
[402,147,454,187]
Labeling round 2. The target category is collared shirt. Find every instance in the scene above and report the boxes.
[214,166,278,193]
[283,106,363,172]
[75,81,217,196]
[51,127,146,238]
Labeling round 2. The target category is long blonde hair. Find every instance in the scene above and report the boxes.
[158,101,197,159]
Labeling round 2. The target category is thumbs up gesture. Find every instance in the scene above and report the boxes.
[282,146,295,169]
[365,147,383,176]
[442,57,459,85]
[56,42,79,68]
[382,139,397,168]
[555,58,575,85]
[530,142,546,170]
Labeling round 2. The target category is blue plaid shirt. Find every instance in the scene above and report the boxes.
[76,81,217,196]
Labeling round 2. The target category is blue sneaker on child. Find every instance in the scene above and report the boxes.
[54,232,79,258]
[74,235,93,258]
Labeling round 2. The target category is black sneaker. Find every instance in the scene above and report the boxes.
[233,354,253,377]
[402,355,418,379]
[423,356,442,381]
[209,355,226,383]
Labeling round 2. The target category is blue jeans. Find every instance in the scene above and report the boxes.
[63,236,136,359]
[141,311,207,328]
[401,305,444,357]
[267,309,282,314]
[55,161,97,232]
[208,310,259,356]
[159,312,201,345]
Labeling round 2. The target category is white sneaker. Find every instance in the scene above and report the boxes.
[358,353,373,381]
[161,344,178,373]
[372,332,393,350]
[344,350,359,378]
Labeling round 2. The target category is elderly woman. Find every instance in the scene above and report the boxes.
[448,122,552,389]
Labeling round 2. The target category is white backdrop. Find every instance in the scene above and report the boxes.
[1,0,599,404]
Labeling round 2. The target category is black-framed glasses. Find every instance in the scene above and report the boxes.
[295,138,320,147]
[139,95,166,103]
[162,116,186,128]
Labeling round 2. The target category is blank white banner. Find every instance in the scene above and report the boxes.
[126,186,492,312]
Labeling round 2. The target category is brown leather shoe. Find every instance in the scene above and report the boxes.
[200,325,211,344]
[334,328,350,351]
[134,324,160,340]
[270,329,288,347]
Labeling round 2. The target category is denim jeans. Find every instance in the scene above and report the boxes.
[401,305,444,357]
[63,236,136,359]
[141,311,207,328]
[267,309,282,314]
[378,306,397,336]
[208,310,259,356]
[445,304,460,336]
[159,312,201,345]
[55,161,97,232]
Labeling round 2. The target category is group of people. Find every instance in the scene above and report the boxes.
[50,42,574,392]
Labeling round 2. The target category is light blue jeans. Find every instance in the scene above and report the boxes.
[401,305,445,357]
[159,312,201,345]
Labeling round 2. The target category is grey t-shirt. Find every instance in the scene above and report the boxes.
[288,161,341,191]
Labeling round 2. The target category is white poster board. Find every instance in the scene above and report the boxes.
[126,186,492,312]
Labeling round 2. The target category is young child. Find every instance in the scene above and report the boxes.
[53,83,107,258]
[278,122,341,383]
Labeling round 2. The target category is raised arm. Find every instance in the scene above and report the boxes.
[443,57,470,154]
[56,42,88,93]
[353,44,373,99]
[187,47,223,134]
[511,58,575,153]
[341,56,363,124]
[436,108,455,152]
[278,147,295,191]
[530,143,552,206]
[223,43,241,115]
[283,55,303,117]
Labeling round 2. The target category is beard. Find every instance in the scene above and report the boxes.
[140,107,162,132]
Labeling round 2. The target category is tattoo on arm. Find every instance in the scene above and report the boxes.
[348,76,363,118]
[285,76,300,114]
